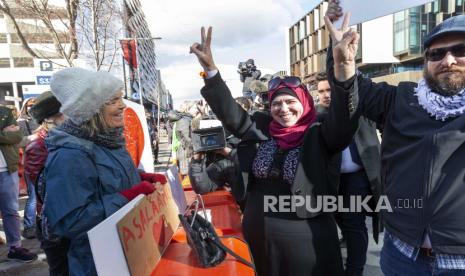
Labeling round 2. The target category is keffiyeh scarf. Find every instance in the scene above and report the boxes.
[414,78,465,121]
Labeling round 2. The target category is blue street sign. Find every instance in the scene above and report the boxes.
[36,75,51,85]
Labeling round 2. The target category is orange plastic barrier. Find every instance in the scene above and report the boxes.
[151,236,255,276]
[183,190,243,236]
[152,189,252,275]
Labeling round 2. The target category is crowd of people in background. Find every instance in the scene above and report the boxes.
[1,1,465,275]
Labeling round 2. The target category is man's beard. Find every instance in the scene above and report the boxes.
[424,66,465,96]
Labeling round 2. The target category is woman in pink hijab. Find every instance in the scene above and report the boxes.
[191,27,357,276]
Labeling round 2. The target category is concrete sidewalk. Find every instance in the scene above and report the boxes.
[0,196,48,276]
[154,130,173,172]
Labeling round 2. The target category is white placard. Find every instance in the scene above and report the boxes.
[338,0,434,26]
[165,165,188,213]
[87,194,144,276]
[199,119,222,129]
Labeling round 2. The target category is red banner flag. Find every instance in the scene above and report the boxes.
[120,40,138,69]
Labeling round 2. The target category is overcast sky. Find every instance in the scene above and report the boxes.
[139,0,321,108]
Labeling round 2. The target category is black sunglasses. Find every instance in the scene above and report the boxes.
[425,43,465,62]
[268,76,302,91]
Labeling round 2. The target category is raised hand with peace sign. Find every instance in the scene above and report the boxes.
[190,26,218,72]
[324,11,359,81]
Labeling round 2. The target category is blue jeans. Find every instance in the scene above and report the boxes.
[336,170,371,276]
[23,174,36,229]
[0,171,21,248]
[381,234,465,275]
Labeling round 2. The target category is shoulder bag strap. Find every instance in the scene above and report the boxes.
[210,236,256,271]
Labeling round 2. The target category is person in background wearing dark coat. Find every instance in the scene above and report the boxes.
[0,105,37,262]
[151,120,160,164]
[316,70,382,276]
[190,26,359,276]
[326,1,465,274]
[24,91,68,275]
[188,129,245,209]
[17,97,41,239]
[17,98,39,140]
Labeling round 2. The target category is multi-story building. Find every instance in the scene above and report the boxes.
[289,0,465,99]
[120,0,171,112]
[289,1,330,87]
[0,1,70,110]
[0,0,171,113]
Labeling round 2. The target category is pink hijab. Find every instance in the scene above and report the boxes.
[268,84,317,150]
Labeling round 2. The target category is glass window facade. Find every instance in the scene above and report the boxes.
[409,7,421,54]
[394,10,409,53]
[0,58,10,68]
[13,58,33,68]
[433,0,439,12]
[394,7,425,55]
[10,34,20,43]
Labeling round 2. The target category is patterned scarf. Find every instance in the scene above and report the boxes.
[57,119,125,149]
[415,78,465,121]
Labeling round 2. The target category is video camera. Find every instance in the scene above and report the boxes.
[237,59,257,77]
[259,91,269,106]
[192,126,226,153]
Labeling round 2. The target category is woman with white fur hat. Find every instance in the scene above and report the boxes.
[42,67,165,276]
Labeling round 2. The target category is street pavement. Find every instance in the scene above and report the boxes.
[0,131,384,275]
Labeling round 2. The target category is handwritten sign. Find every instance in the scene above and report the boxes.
[117,183,180,276]
[338,0,433,26]
[88,195,144,276]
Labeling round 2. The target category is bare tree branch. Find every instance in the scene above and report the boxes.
[0,0,79,67]
[0,0,40,58]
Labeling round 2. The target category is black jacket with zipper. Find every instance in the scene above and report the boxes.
[328,57,465,255]
[200,72,357,218]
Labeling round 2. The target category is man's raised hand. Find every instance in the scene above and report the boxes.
[325,0,343,22]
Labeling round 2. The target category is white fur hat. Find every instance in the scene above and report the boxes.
[50,67,124,124]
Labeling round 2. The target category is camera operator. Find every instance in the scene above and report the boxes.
[167,109,195,176]
[238,59,262,100]
[188,124,244,208]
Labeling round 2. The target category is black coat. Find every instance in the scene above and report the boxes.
[201,73,357,218]
[318,104,382,241]
[327,41,465,254]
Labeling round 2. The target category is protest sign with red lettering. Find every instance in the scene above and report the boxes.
[117,184,180,276]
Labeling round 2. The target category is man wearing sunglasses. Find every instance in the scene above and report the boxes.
[326,2,465,274]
